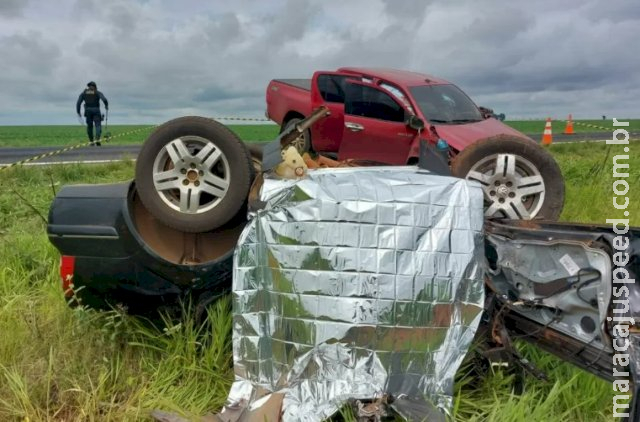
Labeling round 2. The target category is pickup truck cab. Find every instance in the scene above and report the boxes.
[266,68,564,221]
[266,67,526,163]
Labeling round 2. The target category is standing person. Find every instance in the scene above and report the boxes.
[76,81,109,146]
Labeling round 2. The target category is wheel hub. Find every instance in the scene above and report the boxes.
[291,135,304,152]
[496,184,509,198]
[186,168,199,182]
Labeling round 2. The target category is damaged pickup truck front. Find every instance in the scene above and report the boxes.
[47,109,639,421]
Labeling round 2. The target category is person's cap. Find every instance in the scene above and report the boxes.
[87,81,97,87]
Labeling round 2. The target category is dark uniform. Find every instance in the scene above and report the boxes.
[76,81,109,145]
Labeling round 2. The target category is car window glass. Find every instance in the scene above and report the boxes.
[344,84,405,122]
[317,75,350,103]
[409,84,483,124]
[379,83,415,115]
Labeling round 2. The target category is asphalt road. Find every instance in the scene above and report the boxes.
[0,132,637,167]
[0,144,141,165]
[0,143,265,166]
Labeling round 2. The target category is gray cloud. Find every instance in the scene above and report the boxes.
[0,0,638,124]
[0,31,61,76]
[0,0,28,18]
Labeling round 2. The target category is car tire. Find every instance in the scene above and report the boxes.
[135,116,254,233]
[281,117,311,154]
[451,135,564,220]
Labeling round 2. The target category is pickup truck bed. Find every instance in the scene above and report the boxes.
[272,79,311,91]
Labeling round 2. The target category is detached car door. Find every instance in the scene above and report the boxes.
[338,81,417,164]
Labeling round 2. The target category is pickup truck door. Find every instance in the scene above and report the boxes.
[309,71,354,153]
[338,81,417,165]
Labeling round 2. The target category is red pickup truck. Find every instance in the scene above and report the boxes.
[266,67,564,220]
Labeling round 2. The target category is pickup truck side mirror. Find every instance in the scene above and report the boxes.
[478,106,495,119]
[406,115,425,131]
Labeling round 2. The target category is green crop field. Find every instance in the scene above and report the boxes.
[0,124,280,148]
[0,141,635,421]
[0,119,638,149]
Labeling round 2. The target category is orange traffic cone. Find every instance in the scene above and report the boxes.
[563,114,575,134]
[541,118,553,145]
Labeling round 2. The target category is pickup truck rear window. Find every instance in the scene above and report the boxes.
[344,84,405,122]
[409,84,483,124]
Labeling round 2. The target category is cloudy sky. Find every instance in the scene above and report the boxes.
[0,0,638,125]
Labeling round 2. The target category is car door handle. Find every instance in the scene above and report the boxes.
[345,122,364,132]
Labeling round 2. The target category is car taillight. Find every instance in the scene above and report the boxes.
[60,255,75,298]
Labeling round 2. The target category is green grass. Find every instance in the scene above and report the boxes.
[0,162,235,421]
[0,142,635,421]
[0,119,638,149]
[551,141,639,223]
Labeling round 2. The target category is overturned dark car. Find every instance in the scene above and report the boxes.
[47,109,639,421]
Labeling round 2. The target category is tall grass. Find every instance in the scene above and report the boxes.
[0,142,634,421]
[0,187,234,420]
[552,142,638,224]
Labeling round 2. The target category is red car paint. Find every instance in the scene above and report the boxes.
[265,67,530,164]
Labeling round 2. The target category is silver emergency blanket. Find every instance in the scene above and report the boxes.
[227,166,485,421]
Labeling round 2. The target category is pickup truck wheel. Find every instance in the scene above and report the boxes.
[451,135,564,220]
[281,118,311,154]
[136,116,254,233]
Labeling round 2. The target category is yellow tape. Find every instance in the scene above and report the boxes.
[211,116,272,122]
[560,120,616,132]
[0,115,273,172]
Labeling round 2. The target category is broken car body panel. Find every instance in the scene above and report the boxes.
[484,221,640,384]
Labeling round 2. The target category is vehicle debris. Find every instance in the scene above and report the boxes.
[47,103,639,420]
[223,166,486,421]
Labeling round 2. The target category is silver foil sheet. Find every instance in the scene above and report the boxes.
[227,166,485,421]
